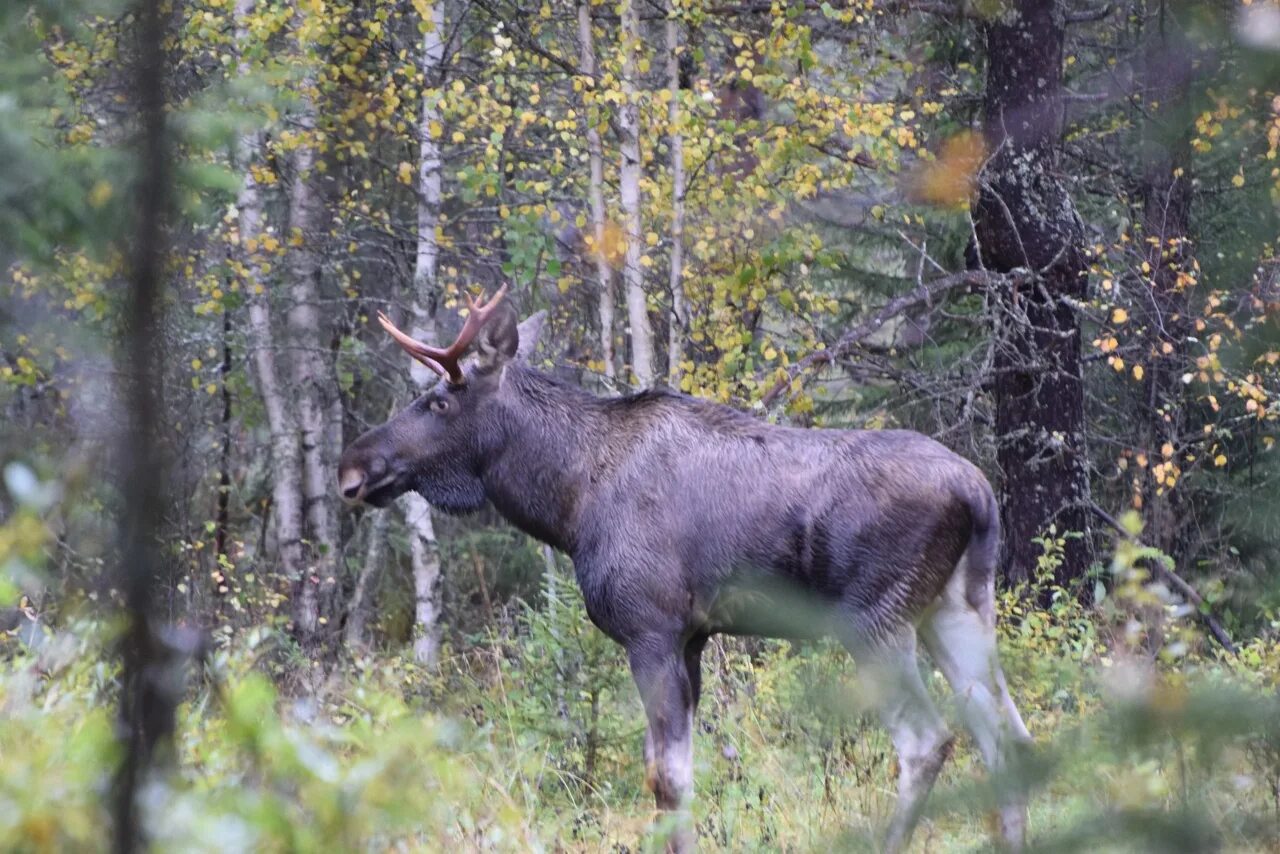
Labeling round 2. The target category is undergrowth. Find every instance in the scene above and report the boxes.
[3,527,1280,852]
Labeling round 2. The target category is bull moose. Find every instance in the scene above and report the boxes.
[337,286,1032,852]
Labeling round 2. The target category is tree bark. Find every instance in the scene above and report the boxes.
[344,511,388,651]
[114,1,176,848]
[1136,0,1194,560]
[286,69,341,646]
[665,6,688,388]
[578,0,617,381]
[405,493,443,665]
[400,0,449,667]
[619,0,655,387]
[975,0,1094,587]
[213,306,234,604]
[235,0,306,608]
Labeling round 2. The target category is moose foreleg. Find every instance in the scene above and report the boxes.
[629,638,696,853]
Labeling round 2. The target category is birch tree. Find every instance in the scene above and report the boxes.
[618,0,654,387]
[234,0,305,603]
[578,0,616,381]
[664,3,687,388]
[286,15,341,643]
[400,0,450,667]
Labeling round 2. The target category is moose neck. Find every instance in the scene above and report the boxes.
[478,365,605,554]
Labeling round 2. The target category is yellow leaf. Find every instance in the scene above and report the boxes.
[88,180,113,208]
[1232,173,1245,188]
[1214,454,1227,467]
[1132,364,1144,381]
[1112,307,1129,324]
[907,131,985,209]
[397,161,413,185]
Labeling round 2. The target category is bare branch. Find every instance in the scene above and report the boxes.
[1066,4,1112,24]
[762,269,1009,408]
[1089,502,1238,656]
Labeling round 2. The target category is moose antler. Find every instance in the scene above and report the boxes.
[377,284,509,385]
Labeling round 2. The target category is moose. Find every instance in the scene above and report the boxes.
[337,287,1032,852]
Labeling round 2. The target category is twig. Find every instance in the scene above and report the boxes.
[470,546,496,625]
[1066,4,1112,24]
[1089,502,1237,655]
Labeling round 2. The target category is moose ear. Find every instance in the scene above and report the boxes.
[474,302,520,372]
[515,310,547,362]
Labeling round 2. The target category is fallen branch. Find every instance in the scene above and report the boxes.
[761,269,1007,408]
[1089,502,1238,655]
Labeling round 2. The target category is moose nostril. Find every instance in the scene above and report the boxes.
[339,468,366,501]
[366,456,388,480]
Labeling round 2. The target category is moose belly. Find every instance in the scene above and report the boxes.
[692,508,867,638]
[704,576,843,640]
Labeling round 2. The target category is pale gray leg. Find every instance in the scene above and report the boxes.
[920,578,1032,851]
[846,626,954,854]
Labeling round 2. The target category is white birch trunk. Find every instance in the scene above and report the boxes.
[578,0,616,380]
[286,73,340,640]
[234,0,306,599]
[665,9,687,388]
[619,0,655,387]
[402,0,448,667]
[404,493,443,666]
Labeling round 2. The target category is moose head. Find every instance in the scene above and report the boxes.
[336,285,540,515]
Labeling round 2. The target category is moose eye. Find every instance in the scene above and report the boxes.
[428,398,450,414]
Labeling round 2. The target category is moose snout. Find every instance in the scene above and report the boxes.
[337,453,389,504]
[338,467,366,502]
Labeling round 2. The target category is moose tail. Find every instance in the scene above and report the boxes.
[962,485,1001,618]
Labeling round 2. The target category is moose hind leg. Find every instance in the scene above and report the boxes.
[845,626,954,854]
[920,585,1032,851]
[628,637,696,853]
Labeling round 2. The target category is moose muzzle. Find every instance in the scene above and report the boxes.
[337,451,389,505]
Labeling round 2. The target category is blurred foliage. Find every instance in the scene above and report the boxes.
[4,532,1280,850]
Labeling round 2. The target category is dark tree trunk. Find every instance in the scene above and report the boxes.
[975,1,1094,587]
[214,306,234,576]
[1136,1,1194,560]
[113,0,177,849]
